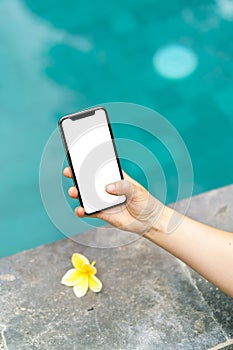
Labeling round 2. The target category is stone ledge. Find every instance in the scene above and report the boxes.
[0,185,233,350]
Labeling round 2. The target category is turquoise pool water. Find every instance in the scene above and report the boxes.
[1,0,233,257]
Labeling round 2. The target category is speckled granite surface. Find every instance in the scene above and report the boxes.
[0,185,233,350]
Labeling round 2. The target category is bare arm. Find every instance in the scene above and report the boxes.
[64,167,233,298]
[144,206,233,297]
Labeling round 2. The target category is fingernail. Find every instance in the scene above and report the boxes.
[106,184,115,193]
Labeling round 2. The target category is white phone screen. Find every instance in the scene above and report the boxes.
[61,108,126,214]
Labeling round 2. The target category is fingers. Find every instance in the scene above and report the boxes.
[106,180,134,199]
[64,167,78,198]
[64,167,140,201]
[74,206,85,217]
[74,207,106,219]
[63,167,84,216]
[63,167,73,178]
[68,186,78,198]
[69,187,84,216]
[64,167,144,217]
[64,167,143,190]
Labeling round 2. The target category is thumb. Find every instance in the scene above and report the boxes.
[105,180,134,199]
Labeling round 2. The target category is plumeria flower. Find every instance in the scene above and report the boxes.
[61,253,102,298]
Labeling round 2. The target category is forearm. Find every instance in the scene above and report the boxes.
[144,206,233,297]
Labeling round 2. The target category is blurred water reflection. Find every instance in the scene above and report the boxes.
[0,0,233,256]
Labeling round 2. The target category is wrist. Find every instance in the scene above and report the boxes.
[148,205,174,234]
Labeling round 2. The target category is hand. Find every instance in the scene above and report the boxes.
[63,168,165,235]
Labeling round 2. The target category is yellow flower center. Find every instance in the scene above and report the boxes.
[81,263,96,276]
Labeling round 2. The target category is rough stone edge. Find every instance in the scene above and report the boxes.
[170,184,233,346]
[0,184,232,350]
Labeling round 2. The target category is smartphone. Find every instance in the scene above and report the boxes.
[59,107,126,215]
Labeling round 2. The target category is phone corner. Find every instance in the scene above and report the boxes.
[99,106,108,114]
[58,115,69,128]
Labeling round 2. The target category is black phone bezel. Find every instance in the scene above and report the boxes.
[58,106,126,216]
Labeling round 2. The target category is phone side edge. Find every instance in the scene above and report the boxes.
[101,107,125,182]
